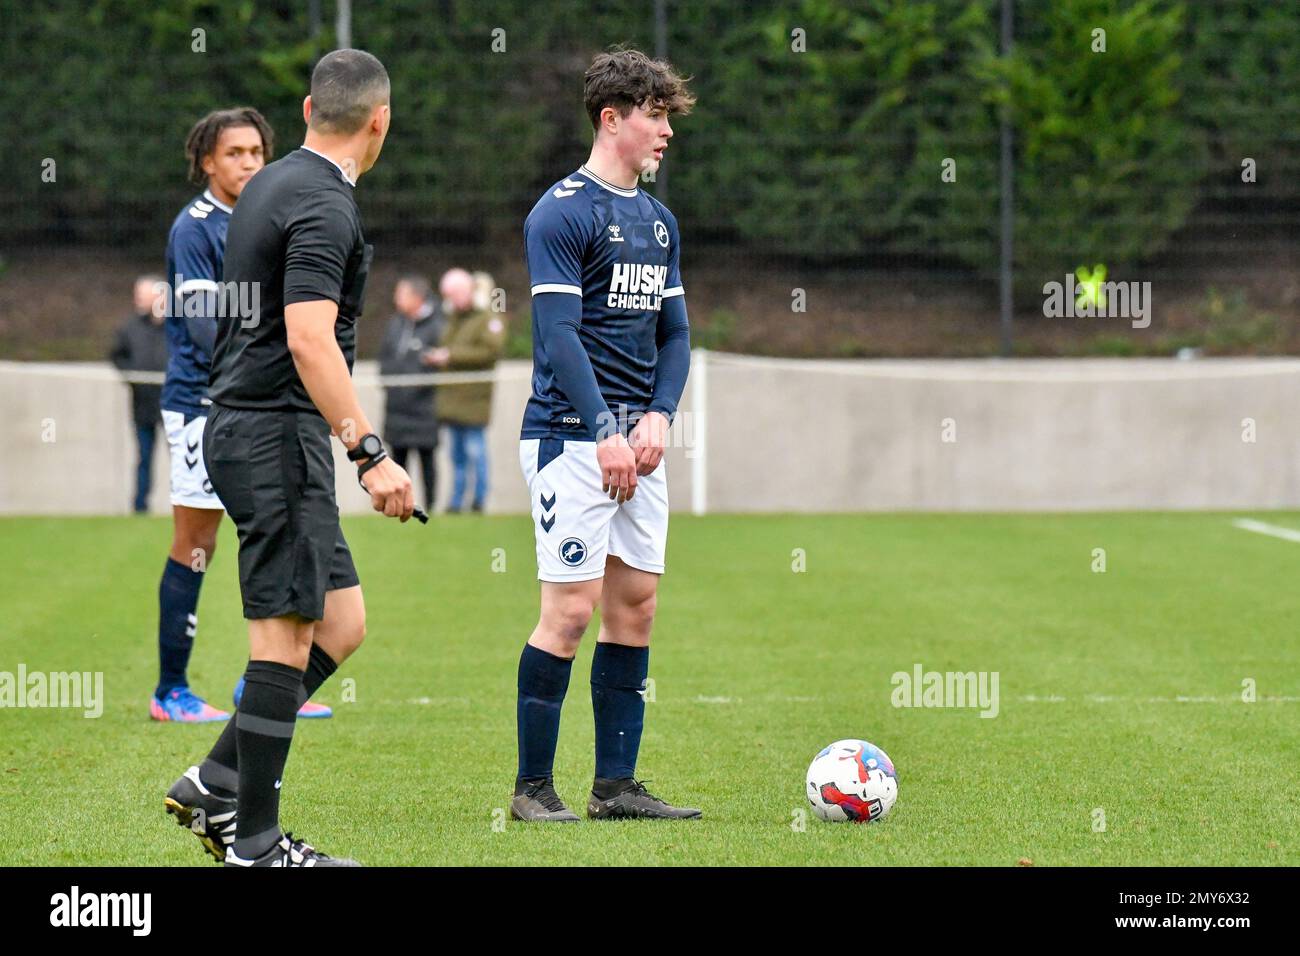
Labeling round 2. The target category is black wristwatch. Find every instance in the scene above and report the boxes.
[347,433,385,462]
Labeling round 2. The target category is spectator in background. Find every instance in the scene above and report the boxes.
[109,275,168,513]
[424,268,506,513]
[378,274,444,510]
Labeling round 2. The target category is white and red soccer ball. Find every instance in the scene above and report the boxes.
[806,739,898,823]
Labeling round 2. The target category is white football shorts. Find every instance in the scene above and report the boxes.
[162,409,223,510]
[519,437,668,582]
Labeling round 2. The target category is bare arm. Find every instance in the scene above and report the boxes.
[286,299,413,520]
[285,300,374,442]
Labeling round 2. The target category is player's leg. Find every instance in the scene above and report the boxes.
[224,613,314,863]
[512,436,615,821]
[153,410,228,722]
[201,582,354,778]
[587,464,700,820]
[294,580,365,717]
[512,578,602,822]
[232,529,356,719]
[169,545,360,859]
[591,555,655,779]
[167,407,358,865]
[223,411,358,866]
[193,617,355,868]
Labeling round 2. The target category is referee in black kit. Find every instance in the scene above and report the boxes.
[162,49,412,868]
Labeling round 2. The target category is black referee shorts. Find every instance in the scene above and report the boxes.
[204,403,359,621]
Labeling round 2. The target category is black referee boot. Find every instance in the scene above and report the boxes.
[224,832,360,867]
[164,765,237,863]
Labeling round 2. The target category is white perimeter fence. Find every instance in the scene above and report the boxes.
[3,352,1299,515]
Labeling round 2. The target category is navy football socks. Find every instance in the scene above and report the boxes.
[591,642,649,780]
[156,557,204,699]
[516,643,574,784]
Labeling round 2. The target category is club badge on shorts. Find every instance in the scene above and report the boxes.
[559,537,587,567]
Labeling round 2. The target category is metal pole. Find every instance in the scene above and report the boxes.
[998,0,1014,356]
[336,0,352,49]
[690,349,708,516]
[308,0,321,55]
[654,0,668,205]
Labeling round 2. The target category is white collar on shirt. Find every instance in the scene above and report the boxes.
[301,146,357,187]
[202,188,233,214]
[577,164,639,198]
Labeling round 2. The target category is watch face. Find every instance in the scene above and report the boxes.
[364,435,383,456]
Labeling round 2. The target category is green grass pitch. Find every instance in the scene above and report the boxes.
[1,512,1298,866]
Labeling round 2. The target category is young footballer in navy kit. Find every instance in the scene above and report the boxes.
[512,49,699,822]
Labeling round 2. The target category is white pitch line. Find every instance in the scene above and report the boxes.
[1232,518,1300,544]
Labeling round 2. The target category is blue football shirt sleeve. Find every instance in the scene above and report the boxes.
[534,293,615,437]
[662,210,684,298]
[649,212,689,421]
[525,201,586,295]
[169,219,221,360]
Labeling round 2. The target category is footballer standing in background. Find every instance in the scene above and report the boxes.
[512,49,699,822]
[163,48,412,867]
[152,108,276,724]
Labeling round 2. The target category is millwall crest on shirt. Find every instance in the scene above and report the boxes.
[607,263,667,311]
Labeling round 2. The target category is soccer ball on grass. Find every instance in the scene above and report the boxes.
[805,739,898,823]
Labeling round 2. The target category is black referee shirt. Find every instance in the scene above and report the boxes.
[210,148,373,414]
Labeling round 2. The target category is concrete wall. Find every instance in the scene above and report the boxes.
[3,355,1298,514]
[701,355,1300,511]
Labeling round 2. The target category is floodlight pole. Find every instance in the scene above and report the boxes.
[308,0,321,56]
[336,0,352,49]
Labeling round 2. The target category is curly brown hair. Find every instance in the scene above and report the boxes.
[184,107,274,186]
[583,48,695,132]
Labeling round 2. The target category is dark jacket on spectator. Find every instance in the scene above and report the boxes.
[109,312,167,427]
[378,301,445,448]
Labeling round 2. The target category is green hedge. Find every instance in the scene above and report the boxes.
[3,0,1296,284]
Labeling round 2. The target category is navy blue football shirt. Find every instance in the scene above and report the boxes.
[522,165,684,439]
[162,188,230,416]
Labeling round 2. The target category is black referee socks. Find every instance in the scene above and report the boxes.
[199,643,339,800]
[233,659,303,860]
[301,642,338,705]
